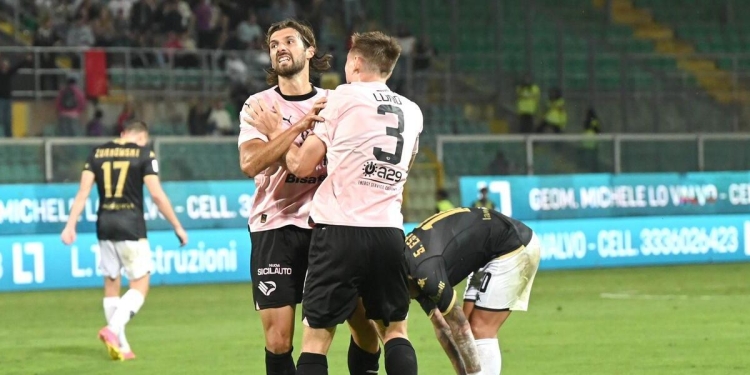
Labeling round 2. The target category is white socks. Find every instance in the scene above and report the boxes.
[475,338,501,375]
[103,297,119,322]
[103,296,132,352]
[107,290,145,339]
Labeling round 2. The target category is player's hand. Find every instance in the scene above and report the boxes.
[61,226,76,245]
[175,227,188,247]
[243,98,283,138]
[293,97,327,133]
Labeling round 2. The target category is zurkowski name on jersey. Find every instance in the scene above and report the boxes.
[84,140,158,241]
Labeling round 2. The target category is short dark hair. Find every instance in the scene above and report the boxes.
[264,19,331,86]
[437,189,449,199]
[349,31,402,76]
[123,120,148,133]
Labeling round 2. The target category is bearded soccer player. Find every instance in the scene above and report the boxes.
[406,207,542,374]
[61,120,188,361]
[246,31,423,375]
[238,20,380,375]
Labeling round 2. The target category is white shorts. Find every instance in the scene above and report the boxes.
[464,233,541,311]
[98,240,154,280]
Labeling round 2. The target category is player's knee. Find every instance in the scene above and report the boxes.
[265,327,294,353]
[473,308,511,338]
[381,320,409,343]
[470,322,496,339]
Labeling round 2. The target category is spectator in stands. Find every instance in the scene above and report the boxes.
[392,24,415,93]
[75,0,97,21]
[86,109,105,136]
[473,187,496,210]
[537,87,566,134]
[112,8,131,46]
[34,16,60,91]
[115,100,137,134]
[55,77,87,136]
[66,14,95,48]
[194,0,215,48]
[176,0,194,31]
[269,0,298,23]
[93,8,117,47]
[486,150,513,175]
[413,36,436,102]
[187,98,210,135]
[161,0,187,35]
[108,0,134,19]
[516,73,540,134]
[236,11,262,48]
[130,0,157,47]
[342,0,365,30]
[225,52,248,86]
[0,56,32,137]
[207,99,232,136]
[580,107,602,172]
[435,189,455,213]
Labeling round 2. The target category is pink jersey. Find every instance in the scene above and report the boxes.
[237,86,328,232]
[310,82,423,229]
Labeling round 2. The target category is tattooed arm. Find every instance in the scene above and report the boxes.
[430,308,467,375]
[432,305,483,375]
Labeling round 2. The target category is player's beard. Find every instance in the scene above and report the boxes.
[275,53,306,78]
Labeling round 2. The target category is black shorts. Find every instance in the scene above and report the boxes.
[302,225,410,329]
[250,225,311,310]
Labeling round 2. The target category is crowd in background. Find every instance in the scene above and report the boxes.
[0,0,438,137]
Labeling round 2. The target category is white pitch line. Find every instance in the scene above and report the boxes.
[600,292,749,300]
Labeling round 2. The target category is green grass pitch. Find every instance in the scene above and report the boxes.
[2,263,749,375]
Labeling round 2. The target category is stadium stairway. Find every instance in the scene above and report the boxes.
[603,0,750,104]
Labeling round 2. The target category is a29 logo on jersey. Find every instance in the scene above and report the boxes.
[362,161,403,183]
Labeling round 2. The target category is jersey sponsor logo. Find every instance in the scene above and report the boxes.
[417,277,427,289]
[257,263,292,276]
[285,173,327,184]
[361,161,403,188]
[258,281,277,296]
[282,115,293,125]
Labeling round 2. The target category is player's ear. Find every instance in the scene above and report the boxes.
[352,55,362,74]
[305,46,315,60]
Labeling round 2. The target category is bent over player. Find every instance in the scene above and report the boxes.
[238,19,380,375]
[406,207,541,374]
[61,120,188,361]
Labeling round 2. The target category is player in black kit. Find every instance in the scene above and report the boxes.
[61,120,187,361]
[405,207,541,375]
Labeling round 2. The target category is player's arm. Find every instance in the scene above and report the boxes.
[429,309,468,375]
[438,304,482,375]
[239,98,325,177]
[284,135,326,177]
[61,170,95,245]
[144,175,187,246]
[419,264,482,375]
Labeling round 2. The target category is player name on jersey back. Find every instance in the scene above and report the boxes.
[310,82,424,229]
[237,86,329,232]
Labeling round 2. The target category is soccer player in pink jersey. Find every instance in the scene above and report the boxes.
[246,31,423,375]
[237,20,380,375]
